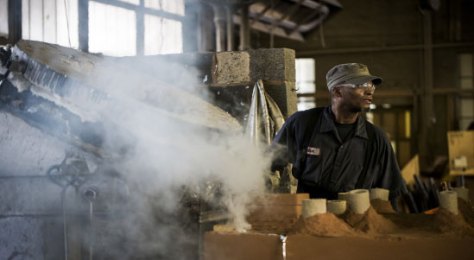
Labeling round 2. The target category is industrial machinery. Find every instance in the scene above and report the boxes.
[0,40,294,259]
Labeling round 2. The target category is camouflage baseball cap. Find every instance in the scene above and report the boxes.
[326,63,382,90]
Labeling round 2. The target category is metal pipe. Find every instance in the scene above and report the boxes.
[280,234,287,260]
[197,4,214,52]
[61,187,70,260]
[84,188,97,260]
[7,0,22,44]
[290,5,329,34]
[136,0,145,56]
[89,200,94,260]
[239,4,250,50]
[212,4,226,52]
[78,0,89,52]
[226,6,234,51]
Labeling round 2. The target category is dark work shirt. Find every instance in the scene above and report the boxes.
[271,106,407,201]
[335,122,356,143]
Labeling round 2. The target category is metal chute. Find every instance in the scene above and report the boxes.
[245,79,285,145]
[245,79,291,192]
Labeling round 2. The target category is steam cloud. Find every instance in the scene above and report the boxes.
[2,38,273,258]
[70,56,271,257]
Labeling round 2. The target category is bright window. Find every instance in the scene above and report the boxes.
[21,0,184,56]
[0,0,8,37]
[145,0,184,16]
[89,1,137,56]
[144,15,182,55]
[89,0,184,56]
[295,58,316,111]
[22,0,79,48]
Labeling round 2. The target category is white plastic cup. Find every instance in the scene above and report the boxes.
[302,199,327,218]
[327,199,347,215]
[453,187,469,202]
[347,189,370,214]
[439,190,459,215]
[369,188,390,201]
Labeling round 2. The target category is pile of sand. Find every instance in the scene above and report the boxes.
[371,199,396,214]
[288,213,357,237]
[458,199,474,228]
[433,208,474,236]
[343,207,398,234]
[247,196,474,239]
[283,207,400,237]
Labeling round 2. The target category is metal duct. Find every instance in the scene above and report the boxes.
[239,4,251,50]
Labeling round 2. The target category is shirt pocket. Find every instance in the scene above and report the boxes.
[336,144,365,190]
[300,153,324,184]
[291,148,307,179]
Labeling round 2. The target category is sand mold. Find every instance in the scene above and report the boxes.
[249,199,474,239]
[343,207,398,234]
[288,213,357,237]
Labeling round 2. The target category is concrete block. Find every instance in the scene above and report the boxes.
[264,81,298,118]
[212,51,251,86]
[210,48,295,86]
[250,48,295,82]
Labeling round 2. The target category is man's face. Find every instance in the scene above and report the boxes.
[336,81,376,112]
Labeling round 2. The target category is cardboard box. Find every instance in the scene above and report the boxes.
[203,232,474,260]
[447,131,474,175]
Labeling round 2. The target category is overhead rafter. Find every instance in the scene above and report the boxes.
[241,0,342,41]
[192,0,342,44]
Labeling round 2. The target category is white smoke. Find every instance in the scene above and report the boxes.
[6,39,273,258]
[75,55,271,251]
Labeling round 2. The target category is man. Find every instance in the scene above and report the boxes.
[271,63,407,209]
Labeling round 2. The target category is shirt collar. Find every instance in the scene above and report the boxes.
[320,106,369,139]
